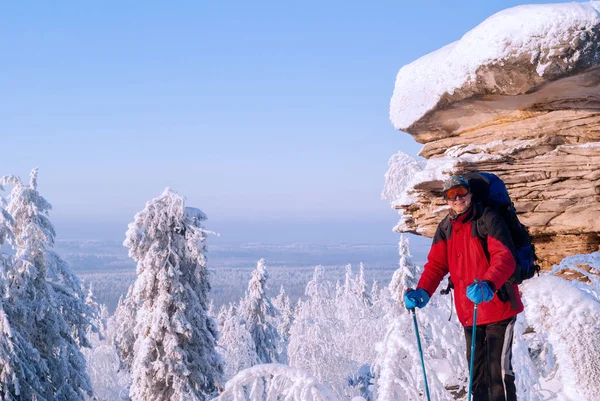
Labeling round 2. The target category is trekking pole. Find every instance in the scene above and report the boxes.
[467,303,479,401]
[411,309,431,401]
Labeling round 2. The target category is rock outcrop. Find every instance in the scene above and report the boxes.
[389,2,600,268]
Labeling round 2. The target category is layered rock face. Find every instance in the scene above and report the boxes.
[389,2,600,268]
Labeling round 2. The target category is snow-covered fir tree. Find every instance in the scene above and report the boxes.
[240,258,280,364]
[336,264,384,397]
[340,263,373,306]
[85,283,108,339]
[0,305,48,401]
[287,266,355,398]
[343,264,353,296]
[388,235,419,308]
[285,264,391,399]
[0,191,11,245]
[111,286,137,371]
[0,169,94,400]
[357,263,372,306]
[381,151,422,206]
[271,285,294,364]
[271,285,287,312]
[273,286,294,341]
[217,304,258,380]
[216,304,228,329]
[370,280,380,304]
[83,284,130,400]
[335,279,343,299]
[116,188,223,401]
[207,299,216,319]
[0,192,45,401]
[85,284,100,318]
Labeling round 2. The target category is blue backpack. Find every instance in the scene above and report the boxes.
[464,172,540,284]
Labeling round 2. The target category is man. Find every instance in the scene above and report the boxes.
[404,175,523,401]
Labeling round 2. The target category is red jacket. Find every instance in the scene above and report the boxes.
[417,203,523,326]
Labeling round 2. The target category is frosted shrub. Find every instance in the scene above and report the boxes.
[288,265,387,399]
[381,151,422,207]
[288,266,351,396]
[83,285,131,400]
[374,315,443,401]
[215,364,338,401]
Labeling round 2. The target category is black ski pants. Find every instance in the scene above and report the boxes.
[464,316,517,401]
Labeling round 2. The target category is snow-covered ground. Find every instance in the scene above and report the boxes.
[517,253,600,401]
[217,251,600,401]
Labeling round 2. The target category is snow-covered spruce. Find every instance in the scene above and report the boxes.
[388,235,419,308]
[111,285,137,371]
[272,285,294,363]
[0,193,46,401]
[240,258,281,364]
[114,188,224,401]
[356,263,372,307]
[337,263,384,374]
[218,304,259,381]
[0,169,95,400]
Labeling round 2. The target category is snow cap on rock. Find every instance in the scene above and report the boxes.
[390,1,600,130]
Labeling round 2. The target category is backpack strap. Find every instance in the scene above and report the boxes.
[476,217,487,238]
[439,215,452,241]
[473,205,520,310]
[473,204,490,262]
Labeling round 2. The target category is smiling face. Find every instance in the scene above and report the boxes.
[448,192,472,214]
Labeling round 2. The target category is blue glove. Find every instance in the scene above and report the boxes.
[404,288,430,310]
[466,280,495,304]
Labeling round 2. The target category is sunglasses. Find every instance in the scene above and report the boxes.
[444,186,470,201]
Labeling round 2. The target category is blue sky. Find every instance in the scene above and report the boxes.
[0,0,583,243]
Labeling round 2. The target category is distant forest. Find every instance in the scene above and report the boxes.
[57,239,430,311]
